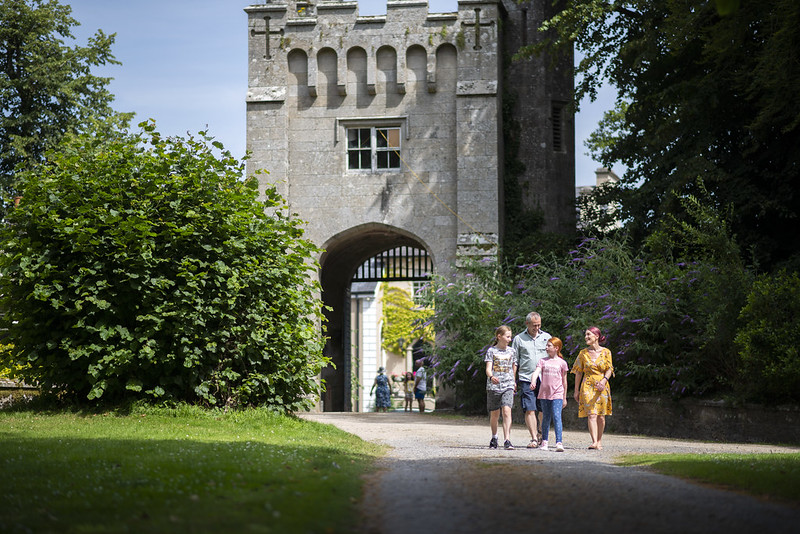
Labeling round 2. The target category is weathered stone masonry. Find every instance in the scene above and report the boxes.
[244,1,573,410]
[245,0,508,268]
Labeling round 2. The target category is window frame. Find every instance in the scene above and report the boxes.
[337,117,408,173]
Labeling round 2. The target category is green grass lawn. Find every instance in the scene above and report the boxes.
[0,403,385,533]
[617,452,800,505]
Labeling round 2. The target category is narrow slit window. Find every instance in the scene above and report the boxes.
[551,103,564,152]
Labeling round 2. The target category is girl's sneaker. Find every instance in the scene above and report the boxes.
[555,442,564,452]
[539,440,548,451]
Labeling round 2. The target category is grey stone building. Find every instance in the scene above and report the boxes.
[244,0,573,411]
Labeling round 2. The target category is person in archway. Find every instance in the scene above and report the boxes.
[413,358,427,413]
[370,366,392,412]
[572,326,614,450]
[403,371,414,412]
[512,311,551,448]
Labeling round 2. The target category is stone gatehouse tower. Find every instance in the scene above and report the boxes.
[244,0,574,410]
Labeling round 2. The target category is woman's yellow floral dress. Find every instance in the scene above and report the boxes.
[571,347,614,417]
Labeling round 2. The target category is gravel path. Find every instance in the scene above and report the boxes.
[300,411,800,534]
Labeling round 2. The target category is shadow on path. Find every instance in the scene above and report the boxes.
[301,412,800,534]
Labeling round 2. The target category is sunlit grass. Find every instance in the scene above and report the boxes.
[617,452,800,504]
[0,404,385,533]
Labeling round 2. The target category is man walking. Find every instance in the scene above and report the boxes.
[513,312,551,447]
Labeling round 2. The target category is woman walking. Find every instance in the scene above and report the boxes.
[371,367,392,412]
[572,326,614,450]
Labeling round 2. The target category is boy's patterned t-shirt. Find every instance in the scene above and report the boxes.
[484,346,518,393]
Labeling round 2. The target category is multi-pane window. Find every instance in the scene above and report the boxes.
[412,281,431,305]
[347,127,401,171]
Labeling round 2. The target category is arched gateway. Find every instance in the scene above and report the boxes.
[320,224,432,411]
[244,1,575,410]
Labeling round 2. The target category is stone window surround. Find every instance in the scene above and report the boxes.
[337,116,409,173]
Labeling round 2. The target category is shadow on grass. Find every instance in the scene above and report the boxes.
[0,432,376,534]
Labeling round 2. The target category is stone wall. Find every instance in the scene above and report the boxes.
[501,0,575,235]
[513,395,800,445]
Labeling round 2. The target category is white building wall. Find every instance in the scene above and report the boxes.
[360,295,379,412]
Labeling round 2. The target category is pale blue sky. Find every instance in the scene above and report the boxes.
[67,0,618,186]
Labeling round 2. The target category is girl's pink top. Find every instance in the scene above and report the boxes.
[536,356,569,400]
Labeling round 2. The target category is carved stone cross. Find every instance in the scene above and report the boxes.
[461,8,495,50]
[461,7,494,50]
[250,16,284,59]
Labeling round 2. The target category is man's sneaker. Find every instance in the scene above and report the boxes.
[540,440,549,451]
[489,437,498,449]
[504,440,514,450]
[555,442,564,452]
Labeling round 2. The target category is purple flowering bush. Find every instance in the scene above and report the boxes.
[421,228,753,412]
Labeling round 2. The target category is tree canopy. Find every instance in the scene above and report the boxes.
[0,0,127,214]
[527,0,800,270]
[0,123,328,410]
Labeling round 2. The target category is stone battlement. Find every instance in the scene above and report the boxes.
[245,1,499,102]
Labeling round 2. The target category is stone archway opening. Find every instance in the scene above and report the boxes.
[319,225,433,412]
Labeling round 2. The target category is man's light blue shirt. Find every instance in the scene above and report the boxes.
[512,329,551,382]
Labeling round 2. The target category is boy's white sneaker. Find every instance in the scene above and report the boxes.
[539,440,548,451]
[556,442,564,452]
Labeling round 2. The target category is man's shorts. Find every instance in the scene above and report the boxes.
[487,389,514,412]
[519,379,542,413]
[414,388,426,400]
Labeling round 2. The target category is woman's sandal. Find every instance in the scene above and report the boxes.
[527,439,539,448]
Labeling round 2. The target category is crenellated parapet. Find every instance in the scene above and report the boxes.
[245,0,500,103]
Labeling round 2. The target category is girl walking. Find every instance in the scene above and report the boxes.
[485,325,518,450]
[530,337,569,451]
[403,371,414,412]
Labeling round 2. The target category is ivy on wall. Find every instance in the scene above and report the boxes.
[380,284,434,354]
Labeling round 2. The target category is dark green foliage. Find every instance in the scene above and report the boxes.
[735,271,800,402]
[525,0,800,271]
[0,122,328,410]
[423,191,752,412]
[0,0,129,214]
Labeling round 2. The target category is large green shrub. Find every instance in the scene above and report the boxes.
[0,122,328,410]
[735,271,800,403]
